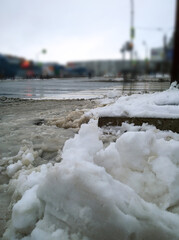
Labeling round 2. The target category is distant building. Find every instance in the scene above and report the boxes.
[150,35,174,73]
[151,48,164,61]
[67,59,163,76]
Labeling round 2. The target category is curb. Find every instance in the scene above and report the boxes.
[98,116,179,133]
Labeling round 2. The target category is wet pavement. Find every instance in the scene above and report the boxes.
[0,77,170,99]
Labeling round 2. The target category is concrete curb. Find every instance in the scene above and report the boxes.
[98,116,179,133]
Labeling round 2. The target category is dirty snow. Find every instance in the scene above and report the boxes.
[2,82,179,240]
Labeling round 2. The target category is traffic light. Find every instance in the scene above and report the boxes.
[126,42,133,51]
[128,42,133,50]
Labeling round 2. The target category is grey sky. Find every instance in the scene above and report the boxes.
[0,0,176,64]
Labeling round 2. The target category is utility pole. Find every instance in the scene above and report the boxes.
[171,0,179,83]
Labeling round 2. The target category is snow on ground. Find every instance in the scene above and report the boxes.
[3,82,179,240]
[88,81,179,119]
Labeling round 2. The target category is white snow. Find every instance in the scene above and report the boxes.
[4,143,37,177]
[88,81,179,118]
[7,160,23,177]
[12,185,42,233]
[106,89,120,98]
[3,82,179,240]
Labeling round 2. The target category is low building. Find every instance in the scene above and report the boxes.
[67,59,164,76]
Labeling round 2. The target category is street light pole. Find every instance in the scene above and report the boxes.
[163,34,167,75]
[36,49,47,63]
[153,28,168,75]
[171,0,179,84]
[143,41,149,74]
[130,0,134,63]
[142,41,148,60]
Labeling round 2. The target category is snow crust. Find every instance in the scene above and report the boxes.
[3,83,179,240]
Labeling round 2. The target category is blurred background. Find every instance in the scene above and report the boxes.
[0,0,176,79]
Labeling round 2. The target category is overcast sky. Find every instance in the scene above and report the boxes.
[0,0,176,64]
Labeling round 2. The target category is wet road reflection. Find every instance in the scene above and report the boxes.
[0,78,170,99]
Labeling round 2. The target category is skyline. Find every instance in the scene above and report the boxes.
[0,0,176,64]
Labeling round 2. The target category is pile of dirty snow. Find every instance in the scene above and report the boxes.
[3,83,179,240]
